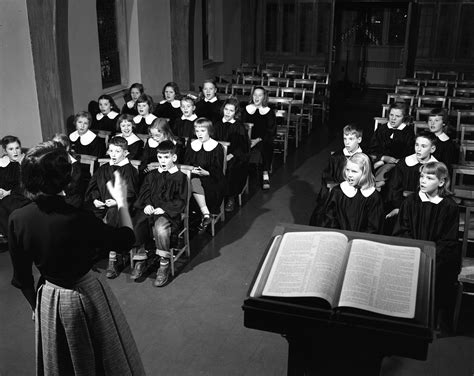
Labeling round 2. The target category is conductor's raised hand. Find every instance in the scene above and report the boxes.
[106,171,128,208]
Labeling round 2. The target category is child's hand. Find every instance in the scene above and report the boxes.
[144,205,155,215]
[153,208,165,215]
[147,162,160,171]
[385,208,399,219]
[94,199,106,208]
[382,156,398,164]
[250,138,261,148]
[373,160,384,170]
[106,171,128,208]
[192,166,202,174]
[105,199,117,207]
[226,154,234,161]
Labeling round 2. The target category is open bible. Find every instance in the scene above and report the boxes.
[251,231,422,319]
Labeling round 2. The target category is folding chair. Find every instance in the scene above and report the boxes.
[373,117,388,131]
[265,63,285,72]
[261,69,282,79]
[437,71,459,82]
[242,75,264,86]
[266,77,290,87]
[397,78,421,86]
[453,88,474,98]
[460,124,474,145]
[78,154,97,176]
[231,84,254,97]
[279,88,305,147]
[97,130,112,148]
[237,123,253,206]
[424,79,448,88]
[216,82,229,94]
[416,107,435,121]
[449,98,474,113]
[306,64,326,75]
[414,70,435,80]
[417,95,447,109]
[273,109,290,164]
[293,79,318,133]
[455,80,474,89]
[261,86,280,98]
[209,141,229,237]
[413,121,429,134]
[284,70,305,81]
[422,86,448,96]
[287,64,306,72]
[395,85,420,96]
[386,93,415,107]
[456,110,474,141]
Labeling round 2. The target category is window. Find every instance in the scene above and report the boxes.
[202,0,210,61]
[201,0,223,63]
[416,4,435,58]
[388,7,407,45]
[457,4,474,59]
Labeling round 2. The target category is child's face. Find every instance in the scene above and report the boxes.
[415,137,435,162]
[157,151,177,171]
[164,86,176,101]
[130,88,141,101]
[223,104,236,122]
[203,82,217,100]
[150,128,165,143]
[252,89,265,106]
[120,121,133,137]
[343,133,361,153]
[195,126,210,142]
[388,109,404,128]
[75,116,90,135]
[108,144,128,165]
[181,100,195,117]
[5,142,21,162]
[419,172,443,196]
[345,160,363,187]
[99,99,111,114]
[428,115,444,135]
[137,102,150,116]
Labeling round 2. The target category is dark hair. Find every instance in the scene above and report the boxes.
[136,94,154,113]
[343,123,363,138]
[249,86,269,107]
[98,94,120,113]
[162,82,181,100]
[73,111,92,127]
[129,83,144,95]
[419,161,452,197]
[388,102,410,123]
[108,136,128,151]
[22,141,71,198]
[194,117,215,137]
[52,133,70,149]
[416,130,437,146]
[428,108,448,125]
[221,97,241,120]
[116,114,135,132]
[1,135,21,149]
[156,139,177,155]
[202,79,217,91]
[181,96,196,107]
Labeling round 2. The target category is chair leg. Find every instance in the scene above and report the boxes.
[452,281,463,333]
[170,252,175,277]
[129,248,136,268]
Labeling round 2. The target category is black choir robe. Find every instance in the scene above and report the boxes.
[116,132,144,161]
[195,97,223,124]
[69,130,105,158]
[133,113,157,135]
[153,100,182,127]
[368,122,415,162]
[139,138,185,176]
[91,111,120,133]
[64,155,89,209]
[433,132,458,171]
[121,100,138,116]
[174,114,197,139]
[317,181,384,234]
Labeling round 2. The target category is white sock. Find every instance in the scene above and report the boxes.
[263,172,269,180]
[109,251,117,260]
[200,206,210,216]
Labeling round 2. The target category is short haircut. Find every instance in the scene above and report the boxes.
[419,161,452,197]
[250,86,269,107]
[129,83,144,95]
[149,117,175,139]
[428,108,448,124]
[136,94,154,113]
[344,153,375,190]
[73,111,92,126]
[162,82,181,99]
[181,96,195,106]
[343,123,363,138]
[52,133,70,149]
[116,114,135,132]
[416,130,437,146]
[221,97,241,120]
[22,141,71,198]
[194,117,214,137]
[1,135,21,149]
[108,136,128,151]
[156,139,177,155]
[98,94,119,112]
[388,102,410,122]
[202,79,217,90]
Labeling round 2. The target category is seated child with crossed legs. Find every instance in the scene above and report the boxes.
[131,140,188,287]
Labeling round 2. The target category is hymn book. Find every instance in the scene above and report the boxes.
[250,231,421,319]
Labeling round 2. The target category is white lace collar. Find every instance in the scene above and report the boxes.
[204,96,217,103]
[69,154,77,164]
[148,138,159,148]
[110,157,130,167]
[127,100,135,109]
[405,154,437,167]
[0,155,11,167]
[96,111,119,121]
[159,99,181,108]
[418,190,443,204]
[181,114,197,121]
[190,138,218,152]
[158,165,178,174]
[133,114,157,125]
[69,130,97,145]
[222,117,236,124]
[387,122,407,131]
[343,146,363,157]
[340,180,376,198]
[437,132,449,142]
[120,133,141,145]
[246,104,271,115]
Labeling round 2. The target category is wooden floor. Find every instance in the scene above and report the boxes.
[1,88,474,375]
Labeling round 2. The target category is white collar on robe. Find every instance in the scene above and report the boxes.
[159,99,181,108]
[119,133,141,145]
[0,155,11,167]
[222,117,236,124]
[343,146,363,157]
[204,96,217,103]
[387,122,407,130]
[69,154,77,164]
[127,100,135,109]
[96,111,119,120]
[418,190,443,204]
[110,157,130,166]
[158,165,178,174]
[246,104,271,115]
[133,114,157,125]
[190,138,218,152]
[340,180,376,198]
[405,154,437,167]
[148,138,159,148]
[181,114,197,121]
[437,132,449,142]
[69,130,97,145]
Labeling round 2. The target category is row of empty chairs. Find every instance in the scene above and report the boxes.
[412,69,474,82]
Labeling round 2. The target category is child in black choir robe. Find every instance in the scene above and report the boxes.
[393,162,460,323]
[316,153,384,234]
[0,136,29,240]
[173,96,198,139]
[195,79,223,124]
[214,97,250,212]
[368,102,415,185]
[115,114,144,160]
[92,94,120,133]
[133,94,157,134]
[85,136,139,278]
[183,118,226,233]
[69,111,106,158]
[309,124,364,226]
[243,86,276,190]
[153,82,182,128]
[428,108,458,172]
[121,82,144,116]
[131,141,188,286]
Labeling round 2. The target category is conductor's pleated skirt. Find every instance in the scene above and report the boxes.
[35,271,145,376]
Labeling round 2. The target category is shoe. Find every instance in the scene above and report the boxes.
[262,178,270,190]
[131,260,147,280]
[106,252,122,279]
[198,215,211,233]
[153,261,170,287]
[225,198,235,212]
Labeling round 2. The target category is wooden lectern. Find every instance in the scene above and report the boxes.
[242,224,436,376]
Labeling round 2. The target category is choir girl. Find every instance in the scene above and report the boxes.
[183,117,226,232]
[153,82,182,127]
[428,108,458,171]
[121,82,144,116]
[8,141,144,374]
[131,140,188,286]
[195,79,223,124]
[0,136,29,240]
[393,161,460,325]
[115,114,144,160]
[315,153,384,234]
[92,94,120,133]
[133,94,157,134]
[213,97,250,212]
[69,111,105,157]
[173,96,198,139]
[243,86,276,190]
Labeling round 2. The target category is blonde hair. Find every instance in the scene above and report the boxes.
[343,153,375,190]
[419,161,452,197]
